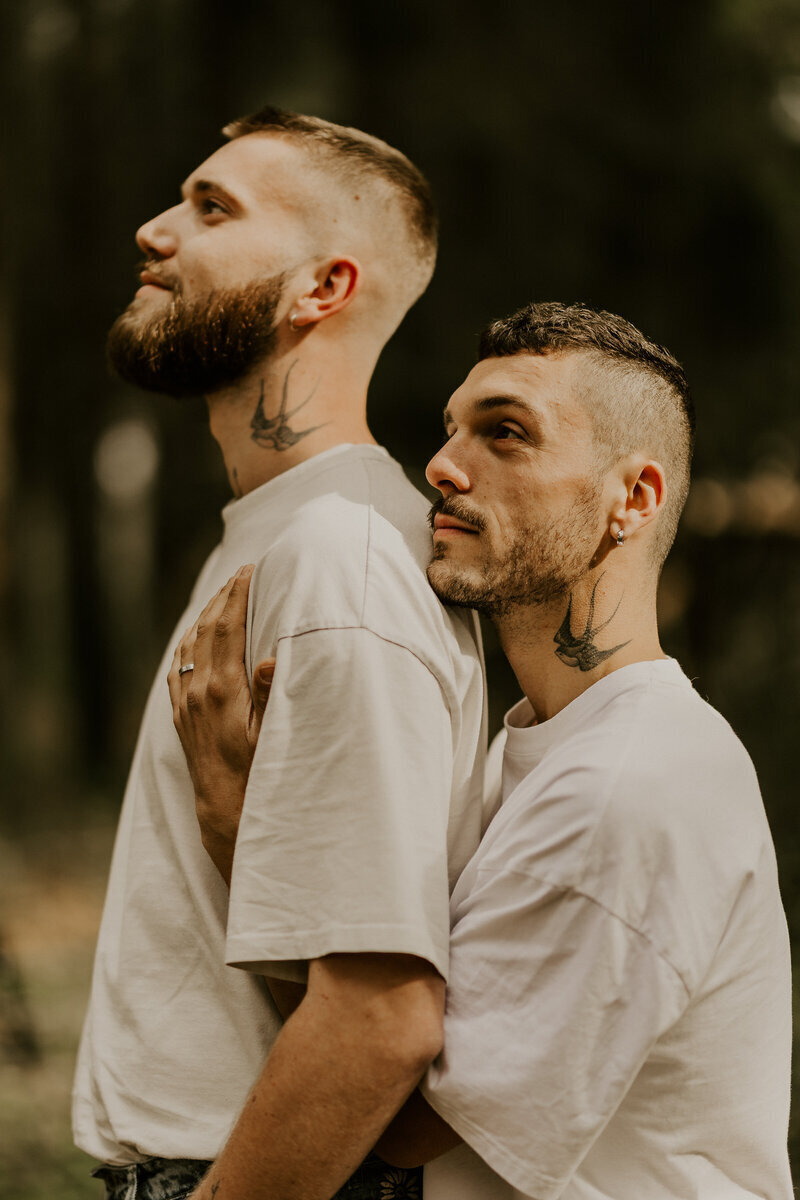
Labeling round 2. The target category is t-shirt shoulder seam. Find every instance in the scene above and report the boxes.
[275,624,451,696]
[473,866,692,998]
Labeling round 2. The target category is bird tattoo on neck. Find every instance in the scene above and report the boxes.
[553,575,630,671]
[250,360,326,451]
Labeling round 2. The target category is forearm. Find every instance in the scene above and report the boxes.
[192,1011,419,1200]
[190,954,443,1200]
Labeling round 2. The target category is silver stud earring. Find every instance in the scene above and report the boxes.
[615,529,624,546]
[289,312,300,330]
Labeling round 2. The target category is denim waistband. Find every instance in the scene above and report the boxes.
[92,1152,422,1200]
[91,1156,212,1200]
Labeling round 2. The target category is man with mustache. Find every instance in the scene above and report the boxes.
[172,302,793,1198]
[72,108,487,1200]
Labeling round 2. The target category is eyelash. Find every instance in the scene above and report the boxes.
[440,422,526,447]
[198,197,227,218]
[494,423,525,441]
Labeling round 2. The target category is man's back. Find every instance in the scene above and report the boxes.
[73,444,486,1164]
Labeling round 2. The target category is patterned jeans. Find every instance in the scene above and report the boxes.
[92,1158,212,1200]
[92,1153,422,1200]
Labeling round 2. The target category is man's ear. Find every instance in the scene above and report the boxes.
[609,456,667,541]
[289,258,360,329]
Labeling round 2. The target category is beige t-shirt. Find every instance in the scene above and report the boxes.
[422,660,792,1200]
[72,444,486,1165]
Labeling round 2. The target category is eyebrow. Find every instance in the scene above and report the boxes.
[182,178,244,213]
[442,394,541,428]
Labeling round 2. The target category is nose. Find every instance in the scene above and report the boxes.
[135,206,179,260]
[425,443,471,494]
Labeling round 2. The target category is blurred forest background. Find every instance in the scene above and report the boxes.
[2,0,800,1195]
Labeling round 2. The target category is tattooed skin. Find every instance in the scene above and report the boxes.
[250,361,325,451]
[553,574,631,672]
[210,1181,220,1199]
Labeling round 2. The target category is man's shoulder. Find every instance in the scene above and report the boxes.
[552,676,754,826]
[255,448,430,571]
[481,669,765,887]
[469,672,779,994]
[243,450,480,677]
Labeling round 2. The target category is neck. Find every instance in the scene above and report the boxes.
[494,565,665,724]
[206,331,378,497]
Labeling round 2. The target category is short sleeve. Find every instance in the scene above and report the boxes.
[225,626,454,981]
[420,869,689,1199]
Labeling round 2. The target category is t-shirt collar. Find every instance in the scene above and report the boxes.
[220,444,390,537]
[503,658,690,781]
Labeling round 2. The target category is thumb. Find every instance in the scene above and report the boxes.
[253,658,277,720]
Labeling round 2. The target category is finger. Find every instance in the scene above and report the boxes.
[190,587,235,678]
[252,658,276,719]
[168,633,196,716]
[178,622,198,673]
[167,642,183,715]
[192,568,250,676]
[210,564,255,675]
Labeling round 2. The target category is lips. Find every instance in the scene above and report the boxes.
[433,514,478,533]
[139,270,172,290]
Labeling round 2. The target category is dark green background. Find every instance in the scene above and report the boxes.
[1,0,798,1193]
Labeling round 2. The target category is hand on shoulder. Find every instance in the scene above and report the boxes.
[167,563,275,885]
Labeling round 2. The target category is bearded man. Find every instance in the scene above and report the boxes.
[172,303,793,1199]
[72,108,487,1200]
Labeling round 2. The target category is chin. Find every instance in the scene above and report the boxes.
[426,559,483,609]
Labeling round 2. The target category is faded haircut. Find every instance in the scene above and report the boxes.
[224,105,438,307]
[478,302,695,570]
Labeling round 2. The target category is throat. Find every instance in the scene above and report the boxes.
[210,360,375,498]
[249,360,326,453]
[497,573,648,723]
[553,574,630,673]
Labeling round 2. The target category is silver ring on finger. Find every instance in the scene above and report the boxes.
[178,663,195,676]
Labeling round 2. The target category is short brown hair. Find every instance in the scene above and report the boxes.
[224,106,438,303]
[479,302,695,568]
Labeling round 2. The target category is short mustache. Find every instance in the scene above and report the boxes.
[428,494,486,533]
[137,259,179,292]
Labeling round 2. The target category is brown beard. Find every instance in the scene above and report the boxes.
[107,274,285,398]
[426,481,603,617]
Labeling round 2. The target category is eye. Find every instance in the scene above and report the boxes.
[494,422,526,442]
[197,196,228,219]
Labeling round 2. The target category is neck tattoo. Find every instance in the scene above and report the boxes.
[250,360,326,452]
[553,574,631,672]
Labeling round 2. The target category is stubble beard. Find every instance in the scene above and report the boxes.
[106,273,286,398]
[426,482,603,618]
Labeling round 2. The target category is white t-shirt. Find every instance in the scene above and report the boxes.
[72,444,486,1165]
[422,659,792,1200]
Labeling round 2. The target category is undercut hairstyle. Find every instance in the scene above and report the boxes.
[224,105,438,309]
[478,302,695,570]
